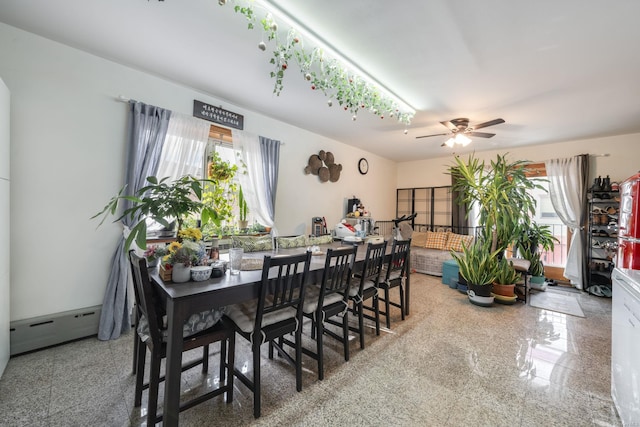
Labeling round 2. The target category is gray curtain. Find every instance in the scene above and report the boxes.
[98,101,171,340]
[259,136,280,221]
[545,154,589,289]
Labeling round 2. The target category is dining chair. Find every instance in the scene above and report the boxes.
[299,245,357,380]
[347,241,387,349]
[377,239,411,329]
[129,251,235,425]
[225,251,312,418]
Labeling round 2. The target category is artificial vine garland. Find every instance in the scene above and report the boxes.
[218,0,415,126]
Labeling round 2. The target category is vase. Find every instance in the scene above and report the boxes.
[146,257,159,268]
[172,264,192,283]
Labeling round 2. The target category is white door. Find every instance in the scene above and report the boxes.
[0,77,10,378]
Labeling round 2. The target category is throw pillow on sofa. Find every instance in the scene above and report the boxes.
[410,231,428,248]
[424,231,450,250]
[447,233,474,252]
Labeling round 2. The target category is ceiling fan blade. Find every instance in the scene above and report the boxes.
[439,121,457,131]
[415,132,450,139]
[467,131,496,138]
[472,118,505,130]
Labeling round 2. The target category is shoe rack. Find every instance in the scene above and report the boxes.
[587,175,619,292]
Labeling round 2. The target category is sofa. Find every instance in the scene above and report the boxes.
[409,231,474,276]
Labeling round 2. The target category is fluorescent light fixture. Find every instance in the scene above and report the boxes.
[253,0,416,116]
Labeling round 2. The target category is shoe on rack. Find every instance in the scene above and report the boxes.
[587,285,604,297]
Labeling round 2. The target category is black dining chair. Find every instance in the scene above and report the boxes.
[299,245,357,380]
[377,239,411,329]
[129,251,235,425]
[225,251,312,418]
[347,241,387,349]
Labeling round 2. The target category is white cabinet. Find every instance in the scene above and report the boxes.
[0,77,9,378]
[611,268,640,425]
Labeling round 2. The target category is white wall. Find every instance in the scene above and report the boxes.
[397,134,640,189]
[0,23,398,321]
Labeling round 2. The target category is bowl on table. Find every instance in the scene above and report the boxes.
[191,266,213,282]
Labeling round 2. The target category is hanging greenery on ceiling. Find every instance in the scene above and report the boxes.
[217,0,415,126]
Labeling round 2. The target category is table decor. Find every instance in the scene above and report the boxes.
[143,244,168,268]
[161,240,208,282]
[191,266,213,281]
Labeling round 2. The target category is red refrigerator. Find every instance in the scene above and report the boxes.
[617,172,640,270]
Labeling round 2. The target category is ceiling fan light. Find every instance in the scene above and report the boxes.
[444,137,455,148]
[456,134,471,146]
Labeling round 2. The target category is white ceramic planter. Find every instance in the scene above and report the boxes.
[172,264,192,283]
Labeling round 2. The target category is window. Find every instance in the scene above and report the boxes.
[528,180,568,268]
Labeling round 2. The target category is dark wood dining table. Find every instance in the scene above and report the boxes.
[150,240,411,426]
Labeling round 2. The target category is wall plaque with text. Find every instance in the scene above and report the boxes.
[193,100,244,130]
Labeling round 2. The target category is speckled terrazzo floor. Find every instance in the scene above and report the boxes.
[0,274,622,426]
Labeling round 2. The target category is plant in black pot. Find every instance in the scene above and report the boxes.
[451,239,500,307]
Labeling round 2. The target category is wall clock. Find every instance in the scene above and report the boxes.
[358,158,369,175]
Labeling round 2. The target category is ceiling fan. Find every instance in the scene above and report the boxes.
[416,118,505,147]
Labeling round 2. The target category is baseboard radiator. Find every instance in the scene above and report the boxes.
[9,305,102,356]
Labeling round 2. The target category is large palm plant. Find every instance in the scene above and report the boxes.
[450,153,545,255]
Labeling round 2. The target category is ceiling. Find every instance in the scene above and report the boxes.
[2,0,640,162]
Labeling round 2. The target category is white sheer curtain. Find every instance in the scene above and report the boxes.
[156,113,210,180]
[232,129,277,236]
[545,155,589,289]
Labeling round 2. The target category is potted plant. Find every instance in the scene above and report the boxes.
[492,257,521,298]
[449,153,544,256]
[238,185,249,230]
[202,150,239,237]
[516,221,558,256]
[162,240,207,283]
[525,250,547,291]
[93,175,229,251]
[143,244,168,268]
[450,239,500,306]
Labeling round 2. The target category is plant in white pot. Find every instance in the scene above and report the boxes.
[163,240,206,283]
[451,240,500,307]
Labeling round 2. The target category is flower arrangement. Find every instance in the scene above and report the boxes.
[178,227,203,242]
[143,245,168,263]
[163,240,207,268]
